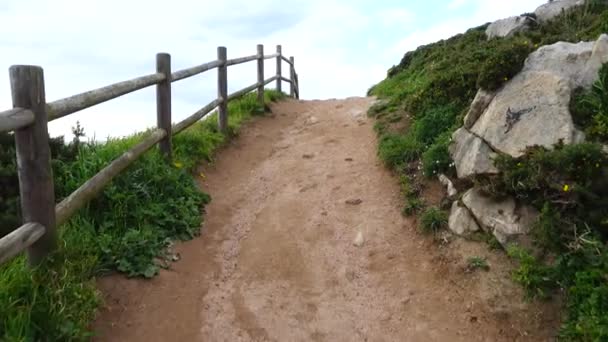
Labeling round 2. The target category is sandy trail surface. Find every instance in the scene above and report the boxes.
[94,98,559,341]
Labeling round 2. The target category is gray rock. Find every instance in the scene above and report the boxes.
[448,201,480,236]
[534,0,585,23]
[439,174,458,197]
[486,16,533,39]
[449,128,498,178]
[471,36,608,157]
[461,188,538,248]
[464,89,495,129]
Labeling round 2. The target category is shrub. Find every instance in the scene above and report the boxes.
[419,207,448,234]
[508,246,558,299]
[377,134,423,168]
[476,38,535,91]
[422,132,453,177]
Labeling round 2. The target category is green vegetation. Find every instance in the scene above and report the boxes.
[571,64,608,143]
[0,90,285,340]
[370,1,608,180]
[369,1,608,339]
[466,256,490,272]
[485,143,608,340]
[419,207,447,234]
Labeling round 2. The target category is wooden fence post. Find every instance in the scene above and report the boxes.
[156,53,172,160]
[276,45,282,92]
[9,65,56,266]
[295,73,300,100]
[217,46,228,133]
[257,44,264,109]
[289,56,295,98]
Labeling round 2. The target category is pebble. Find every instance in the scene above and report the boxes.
[353,231,364,247]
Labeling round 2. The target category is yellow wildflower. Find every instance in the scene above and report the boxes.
[563,184,570,192]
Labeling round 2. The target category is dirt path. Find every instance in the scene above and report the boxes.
[94,98,559,341]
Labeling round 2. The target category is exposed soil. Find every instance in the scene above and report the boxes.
[93,98,560,341]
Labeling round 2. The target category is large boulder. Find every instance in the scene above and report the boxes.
[461,189,538,248]
[448,201,480,236]
[470,35,608,157]
[449,128,498,178]
[485,16,534,39]
[534,0,585,23]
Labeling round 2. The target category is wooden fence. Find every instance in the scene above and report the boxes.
[0,44,299,267]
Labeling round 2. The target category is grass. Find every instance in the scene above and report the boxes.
[419,207,448,234]
[0,90,286,341]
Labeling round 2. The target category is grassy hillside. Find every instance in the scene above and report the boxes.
[369,2,608,340]
[0,90,285,340]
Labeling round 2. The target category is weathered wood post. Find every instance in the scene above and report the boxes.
[295,73,300,100]
[289,56,295,98]
[257,44,264,109]
[276,45,282,92]
[9,65,56,266]
[217,46,228,133]
[156,53,172,160]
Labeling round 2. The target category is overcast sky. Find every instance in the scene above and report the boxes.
[0,0,547,139]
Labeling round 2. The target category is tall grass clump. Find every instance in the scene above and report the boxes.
[0,90,285,340]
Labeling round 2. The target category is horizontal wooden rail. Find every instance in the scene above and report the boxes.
[262,75,279,87]
[264,53,279,59]
[0,223,45,265]
[226,54,258,66]
[47,73,166,121]
[171,60,221,82]
[281,55,293,66]
[55,129,166,226]
[0,108,35,132]
[173,98,223,135]
[227,82,261,102]
[0,44,299,267]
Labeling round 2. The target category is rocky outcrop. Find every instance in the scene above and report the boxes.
[461,189,538,247]
[449,128,498,178]
[534,0,585,23]
[469,35,608,157]
[448,201,480,236]
[485,16,533,39]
